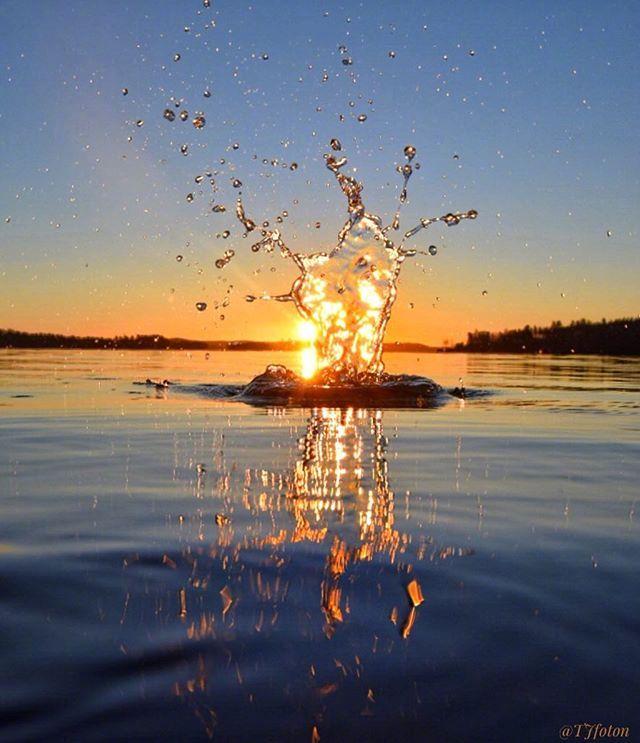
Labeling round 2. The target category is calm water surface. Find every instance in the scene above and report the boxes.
[1,350,639,741]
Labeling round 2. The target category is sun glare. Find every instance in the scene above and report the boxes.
[297,320,318,379]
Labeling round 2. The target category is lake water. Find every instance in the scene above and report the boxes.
[1,350,639,741]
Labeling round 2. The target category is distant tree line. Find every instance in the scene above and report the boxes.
[453,317,639,355]
[0,330,300,351]
[0,329,434,353]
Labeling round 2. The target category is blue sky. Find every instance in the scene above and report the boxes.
[1,0,638,343]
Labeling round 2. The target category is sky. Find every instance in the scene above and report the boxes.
[0,0,638,345]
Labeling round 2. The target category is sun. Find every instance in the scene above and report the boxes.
[297,320,318,379]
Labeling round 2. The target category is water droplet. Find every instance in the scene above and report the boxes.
[330,138,342,151]
[261,52,269,60]
[203,89,212,98]
[184,26,190,33]
[290,162,298,171]
[315,221,321,229]
[245,295,257,302]
[192,114,206,129]
[388,51,396,58]
[122,88,128,96]
[186,193,194,203]
[195,302,207,311]
[180,144,189,155]
[163,108,176,121]
[195,175,204,184]
[173,53,181,62]
[428,245,438,256]
[357,114,367,122]
[212,204,226,213]
[203,0,210,6]
[232,142,239,150]
[404,145,416,160]
[135,119,144,127]
[468,49,476,56]
[232,179,242,188]
[482,289,488,295]
[606,229,612,237]
[179,110,189,122]
[222,230,230,238]
[176,255,183,262]
[342,57,353,66]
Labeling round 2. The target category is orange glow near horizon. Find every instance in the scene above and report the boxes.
[297,320,318,379]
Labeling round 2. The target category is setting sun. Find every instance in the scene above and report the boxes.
[297,320,318,379]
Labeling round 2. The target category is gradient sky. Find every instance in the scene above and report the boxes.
[1,0,638,345]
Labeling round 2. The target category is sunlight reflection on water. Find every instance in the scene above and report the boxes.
[0,350,639,740]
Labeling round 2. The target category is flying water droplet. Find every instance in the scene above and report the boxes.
[122,88,128,96]
[428,245,438,255]
[388,51,396,58]
[195,302,207,311]
[330,138,342,151]
[135,119,144,127]
[176,255,183,262]
[186,193,194,203]
[163,108,176,121]
[179,110,189,122]
[180,144,189,155]
[192,114,206,129]
[215,249,235,269]
[357,114,367,122]
[173,53,181,62]
[232,179,242,188]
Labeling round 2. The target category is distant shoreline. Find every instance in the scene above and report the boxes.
[1,316,638,356]
[0,330,437,354]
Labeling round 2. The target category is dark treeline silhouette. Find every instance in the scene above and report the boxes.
[0,330,298,351]
[453,317,639,356]
[0,329,435,353]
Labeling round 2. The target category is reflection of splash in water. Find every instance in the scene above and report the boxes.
[239,146,477,381]
[289,408,403,634]
[120,409,475,738]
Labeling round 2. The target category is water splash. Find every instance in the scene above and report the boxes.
[236,145,477,382]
